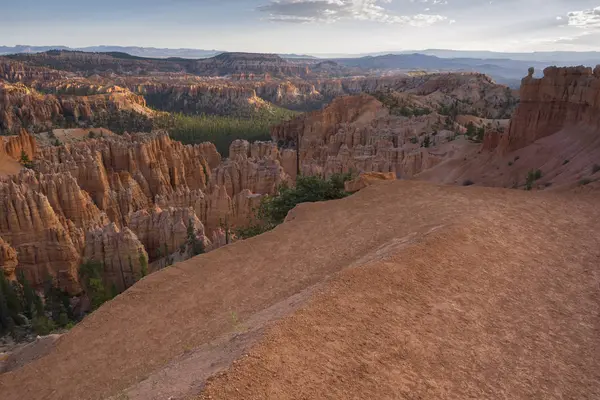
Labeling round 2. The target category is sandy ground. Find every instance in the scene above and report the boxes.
[0,156,21,177]
[1,181,599,399]
[36,128,115,146]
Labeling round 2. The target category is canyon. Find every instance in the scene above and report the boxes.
[0,48,599,399]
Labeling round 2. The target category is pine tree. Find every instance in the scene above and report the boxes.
[139,253,148,278]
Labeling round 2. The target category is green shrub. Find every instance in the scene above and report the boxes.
[525,169,542,190]
[32,316,57,336]
[237,174,353,239]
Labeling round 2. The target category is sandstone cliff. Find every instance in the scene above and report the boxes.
[1,129,37,160]
[0,237,17,281]
[0,131,293,292]
[0,81,155,134]
[271,94,453,178]
[502,65,600,153]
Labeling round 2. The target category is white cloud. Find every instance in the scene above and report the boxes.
[258,0,450,26]
[567,6,600,29]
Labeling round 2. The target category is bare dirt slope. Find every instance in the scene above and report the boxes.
[418,123,600,190]
[2,181,600,399]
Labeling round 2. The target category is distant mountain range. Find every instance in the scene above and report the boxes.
[3,45,600,88]
[0,45,317,60]
[0,45,223,59]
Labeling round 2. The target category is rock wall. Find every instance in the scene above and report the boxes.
[0,237,17,281]
[0,132,292,292]
[1,129,37,160]
[271,94,450,178]
[0,81,154,134]
[502,65,600,153]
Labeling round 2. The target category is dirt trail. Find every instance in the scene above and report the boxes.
[1,181,599,399]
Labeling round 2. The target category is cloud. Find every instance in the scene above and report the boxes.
[567,6,600,29]
[258,0,450,26]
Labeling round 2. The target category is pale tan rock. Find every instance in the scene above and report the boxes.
[128,206,207,261]
[83,223,148,291]
[0,236,17,281]
[344,172,397,193]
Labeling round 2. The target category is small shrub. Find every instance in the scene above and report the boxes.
[508,161,513,166]
[463,180,474,186]
[410,137,418,144]
[19,150,34,169]
[88,131,96,139]
[562,160,570,165]
[580,178,592,186]
[525,169,542,190]
[593,164,600,174]
[32,316,57,336]
[422,135,431,148]
[514,156,520,162]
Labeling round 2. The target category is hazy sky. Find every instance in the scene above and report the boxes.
[2,0,600,54]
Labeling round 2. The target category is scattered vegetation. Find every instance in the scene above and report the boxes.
[186,219,205,257]
[0,271,75,338]
[373,91,431,117]
[463,179,475,186]
[19,150,34,169]
[525,169,543,190]
[237,173,354,239]
[465,122,485,142]
[422,135,431,148]
[79,260,112,311]
[579,178,592,186]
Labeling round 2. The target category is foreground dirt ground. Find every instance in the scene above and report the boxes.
[1,181,599,399]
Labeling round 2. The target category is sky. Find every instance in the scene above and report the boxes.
[1,0,600,54]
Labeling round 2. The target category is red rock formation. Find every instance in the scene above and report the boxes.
[0,178,83,292]
[1,129,37,160]
[271,95,449,178]
[128,206,207,261]
[83,223,149,291]
[0,81,155,135]
[502,65,600,153]
[0,236,17,281]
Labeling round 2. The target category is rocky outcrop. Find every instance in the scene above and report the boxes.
[0,81,154,134]
[1,129,36,160]
[0,177,83,292]
[502,66,600,153]
[36,133,218,225]
[192,53,310,78]
[0,237,17,281]
[0,132,291,292]
[128,206,207,261]
[83,223,148,291]
[271,94,451,178]
[344,172,397,193]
